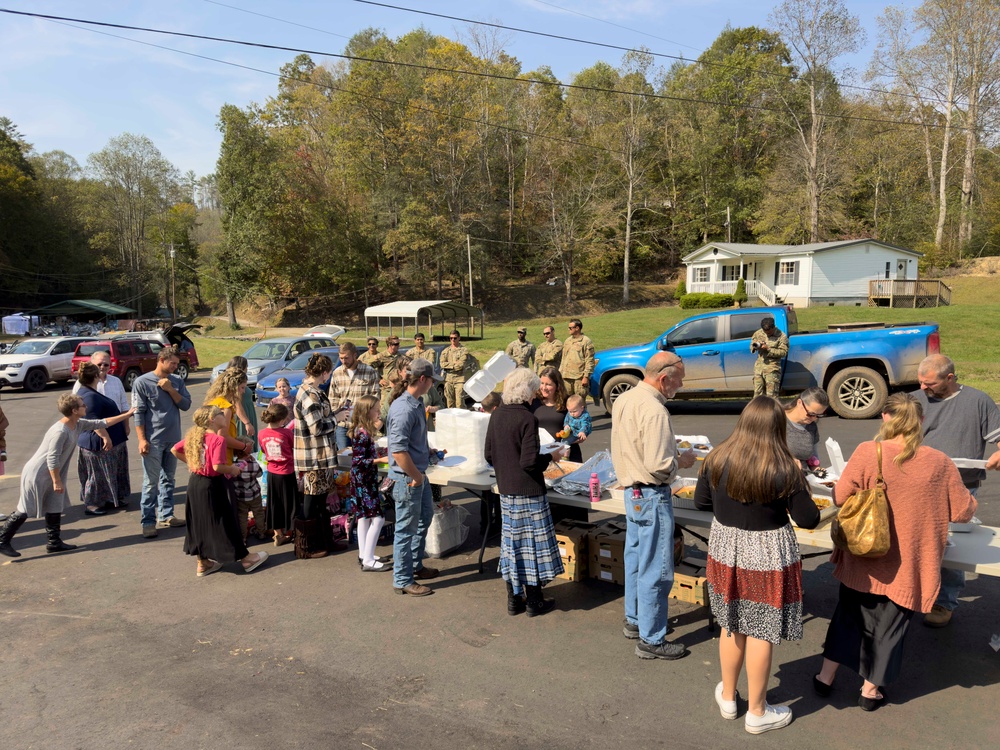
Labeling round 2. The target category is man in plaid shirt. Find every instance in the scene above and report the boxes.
[329,341,380,450]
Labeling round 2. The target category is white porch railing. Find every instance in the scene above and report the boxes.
[689,280,777,305]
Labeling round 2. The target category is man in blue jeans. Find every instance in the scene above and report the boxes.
[386,358,443,596]
[611,352,696,660]
[913,354,1000,627]
[132,346,192,539]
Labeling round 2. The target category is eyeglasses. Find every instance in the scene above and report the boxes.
[367,342,377,346]
[388,342,399,347]
[544,330,553,335]
[803,404,825,419]
[568,325,580,330]
[96,363,111,369]
[450,336,459,340]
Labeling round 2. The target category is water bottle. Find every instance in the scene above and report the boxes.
[589,472,601,503]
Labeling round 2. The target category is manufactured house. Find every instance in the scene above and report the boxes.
[681,239,949,308]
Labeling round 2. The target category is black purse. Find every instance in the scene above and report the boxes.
[379,475,397,524]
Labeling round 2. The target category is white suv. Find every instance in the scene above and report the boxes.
[0,337,94,392]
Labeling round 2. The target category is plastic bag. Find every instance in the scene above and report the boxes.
[425,504,470,558]
[548,450,617,496]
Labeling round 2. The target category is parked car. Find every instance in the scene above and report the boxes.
[255,347,342,406]
[210,333,341,387]
[0,337,94,392]
[72,339,156,390]
[590,306,941,419]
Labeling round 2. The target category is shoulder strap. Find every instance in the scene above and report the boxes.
[875,442,885,485]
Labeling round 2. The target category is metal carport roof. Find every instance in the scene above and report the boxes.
[364,300,484,340]
[30,299,137,317]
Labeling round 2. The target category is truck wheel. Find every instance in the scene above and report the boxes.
[124,368,141,391]
[827,366,888,419]
[175,361,190,381]
[23,368,49,393]
[602,374,640,411]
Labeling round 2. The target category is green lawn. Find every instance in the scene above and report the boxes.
[192,277,1000,400]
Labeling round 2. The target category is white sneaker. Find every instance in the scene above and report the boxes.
[745,703,792,734]
[715,682,738,720]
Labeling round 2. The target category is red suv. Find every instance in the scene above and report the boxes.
[71,332,198,390]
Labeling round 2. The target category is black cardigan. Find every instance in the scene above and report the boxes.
[694,467,820,531]
[484,402,552,497]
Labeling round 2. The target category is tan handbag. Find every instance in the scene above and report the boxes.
[830,442,890,558]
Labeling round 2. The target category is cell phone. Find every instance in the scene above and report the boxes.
[343,399,352,408]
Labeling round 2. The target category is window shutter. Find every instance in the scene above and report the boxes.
[793,262,799,285]
[774,263,779,285]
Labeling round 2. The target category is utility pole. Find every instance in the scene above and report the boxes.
[466,234,474,307]
[726,206,732,243]
[169,243,177,324]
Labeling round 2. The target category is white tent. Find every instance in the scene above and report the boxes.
[2,313,38,335]
[364,300,484,340]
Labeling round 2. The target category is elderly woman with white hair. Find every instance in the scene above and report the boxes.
[484,367,567,617]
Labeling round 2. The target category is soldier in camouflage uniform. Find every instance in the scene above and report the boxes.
[751,316,789,398]
[560,318,596,403]
[376,336,411,412]
[535,325,562,374]
[407,332,436,367]
[359,337,383,379]
[439,329,471,409]
[505,327,535,369]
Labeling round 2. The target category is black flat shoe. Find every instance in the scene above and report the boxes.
[813,675,833,697]
[859,690,886,712]
[84,507,107,516]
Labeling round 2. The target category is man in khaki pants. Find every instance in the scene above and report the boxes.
[560,318,595,403]
[439,330,471,409]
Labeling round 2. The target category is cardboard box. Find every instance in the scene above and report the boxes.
[669,560,710,606]
[592,560,626,586]
[588,520,627,567]
[554,519,596,582]
[557,557,586,582]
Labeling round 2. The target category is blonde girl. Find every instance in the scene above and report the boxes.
[348,394,390,571]
[205,368,253,462]
[271,378,295,426]
[171,406,268,577]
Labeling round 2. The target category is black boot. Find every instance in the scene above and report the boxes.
[0,512,28,557]
[525,584,555,617]
[506,581,526,616]
[293,519,328,559]
[45,513,77,553]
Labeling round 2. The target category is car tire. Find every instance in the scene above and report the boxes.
[601,373,641,412]
[23,368,49,393]
[176,361,190,381]
[124,368,141,392]
[827,366,888,420]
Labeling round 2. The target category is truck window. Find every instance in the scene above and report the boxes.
[729,315,760,341]
[785,308,798,334]
[667,318,717,347]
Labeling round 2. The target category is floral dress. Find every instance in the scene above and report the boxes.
[349,427,383,518]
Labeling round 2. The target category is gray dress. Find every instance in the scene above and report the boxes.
[18,419,108,518]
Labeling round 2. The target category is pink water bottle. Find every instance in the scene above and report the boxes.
[589,472,601,503]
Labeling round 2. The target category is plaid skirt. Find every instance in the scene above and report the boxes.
[78,442,131,508]
[498,493,564,594]
[706,518,804,645]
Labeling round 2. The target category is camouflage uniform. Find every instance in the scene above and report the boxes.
[505,338,536,369]
[376,351,411,412]
[407,345,437,367]
[535,338,563,374]
[561,334,596,401]
[439,344,471,409]
[751,327,789,398]
[358,349,382,379]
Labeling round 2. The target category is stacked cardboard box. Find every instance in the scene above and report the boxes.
[670,559,710,606]
[588,520,628,585]
[554,519,596,581]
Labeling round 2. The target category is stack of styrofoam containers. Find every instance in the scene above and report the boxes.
[434,408,492,473]
[463,351,518,402]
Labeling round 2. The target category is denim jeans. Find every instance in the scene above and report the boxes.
[140,443,177,526]
[624,485,675,644]
[391,476,434,589]
[335,426,351,452]
[936,486,978,610]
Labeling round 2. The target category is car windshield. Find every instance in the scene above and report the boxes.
[77,344,111,357]
[7,341,53,355]
[286,350,318,370]
[244,342,288,361]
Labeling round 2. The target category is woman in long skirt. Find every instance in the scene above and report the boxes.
[484,367,567,617]
[0,393,134,557]
[76,362,131,514]
[694,396,820,735]
[171,406,268,576]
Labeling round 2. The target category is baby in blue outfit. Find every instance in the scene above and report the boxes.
[563,394,593,445]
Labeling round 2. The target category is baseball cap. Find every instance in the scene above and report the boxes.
[409,358,443,382]
[517,326,527,334]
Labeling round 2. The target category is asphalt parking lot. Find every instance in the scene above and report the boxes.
[1,378,998,749]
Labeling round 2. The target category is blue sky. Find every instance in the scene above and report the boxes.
[0,0,912,179]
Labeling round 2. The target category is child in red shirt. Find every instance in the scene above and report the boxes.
[259,403,298,545]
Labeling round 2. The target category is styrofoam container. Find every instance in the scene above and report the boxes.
[464,370,496,402]
[434,408,491,473]
[482,351,517,381]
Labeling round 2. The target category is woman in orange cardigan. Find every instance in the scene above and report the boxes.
[814,393,976,711]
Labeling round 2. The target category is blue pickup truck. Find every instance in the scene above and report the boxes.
[590,306,940,419]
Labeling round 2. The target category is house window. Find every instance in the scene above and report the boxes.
[693,267,710,283]
[721,265,740,281]
[777,261,799,286]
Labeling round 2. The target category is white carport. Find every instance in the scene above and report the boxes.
[363,300,485,341]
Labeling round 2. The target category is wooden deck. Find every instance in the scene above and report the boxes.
[868,279,951,308]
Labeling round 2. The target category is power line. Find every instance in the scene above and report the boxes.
[201,0,352,41]
[352,0,949,108]
[0,7,974,135]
